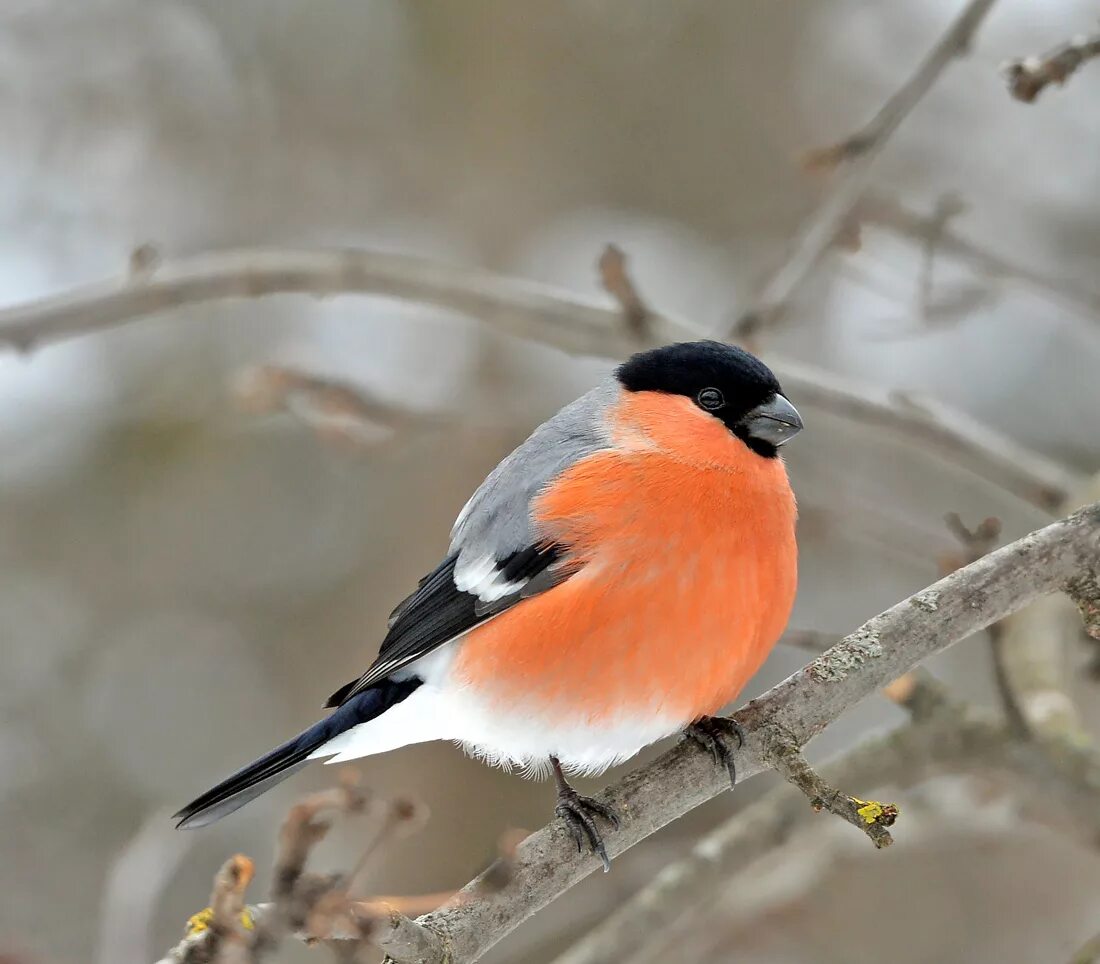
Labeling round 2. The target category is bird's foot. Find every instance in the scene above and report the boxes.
[555,786,619,873]
[685,715,745,788]
[550,755,619,872]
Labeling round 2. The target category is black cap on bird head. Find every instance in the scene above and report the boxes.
[615,340,803,457]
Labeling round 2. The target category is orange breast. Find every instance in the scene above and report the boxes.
[451,390,798,724]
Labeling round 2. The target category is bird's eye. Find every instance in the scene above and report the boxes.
[697,387,725,411]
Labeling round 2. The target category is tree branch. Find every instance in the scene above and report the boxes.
[769,362,1078,510]
[728,0,1001,340]
[1070,931,1100,964]
[388,503,1100,963]
[552,729,918,964]
[1003,32,1100,103]
[0,247,678,358]
[0,246,1078,509]
[989,473,1100,756]
[553,680,1100,964]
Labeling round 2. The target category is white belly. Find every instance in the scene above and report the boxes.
[308,645,686,777]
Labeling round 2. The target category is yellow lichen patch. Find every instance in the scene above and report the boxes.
[185,907,215,936]
[185,906,255,936]
[852,797,900,827]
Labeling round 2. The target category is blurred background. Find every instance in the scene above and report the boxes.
[2,2,1100,962]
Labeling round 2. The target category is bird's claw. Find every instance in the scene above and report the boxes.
[555,788,619,873]
[685,715,745,788]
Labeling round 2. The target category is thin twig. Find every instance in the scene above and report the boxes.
[763,730,897,847]
[129,243,162,279]
[728,0,1000,340]
[597,244,650,339]
[915,194,964,321]
[161,855,254,964]
[870,193,990,331]
[941,512,1034,739]
[1066,573,1100,643]
[858,194,1100,327]
[881,669,953,722]
[263,773,370,945]
[342,797,428,897]
[942,512,1001,560]
[210,856,255,937]
[158,779,520,964]
[232,365,440,451]
[1004,33,1100,103]
[994,473,1100,748]
[553,706,961,964]
[550,732,914,964]
[780,628,841,654]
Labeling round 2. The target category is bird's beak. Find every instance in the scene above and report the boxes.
[742,394,803,447]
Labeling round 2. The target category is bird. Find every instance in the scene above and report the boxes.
[174,339,802,870]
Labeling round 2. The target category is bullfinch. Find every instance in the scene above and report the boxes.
[175,340,802,869]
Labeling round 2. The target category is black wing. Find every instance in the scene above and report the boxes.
[324,543,568,708]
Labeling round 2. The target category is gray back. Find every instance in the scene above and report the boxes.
[449,378,618,577]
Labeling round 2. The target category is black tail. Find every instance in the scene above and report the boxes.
[173,677,421,829]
